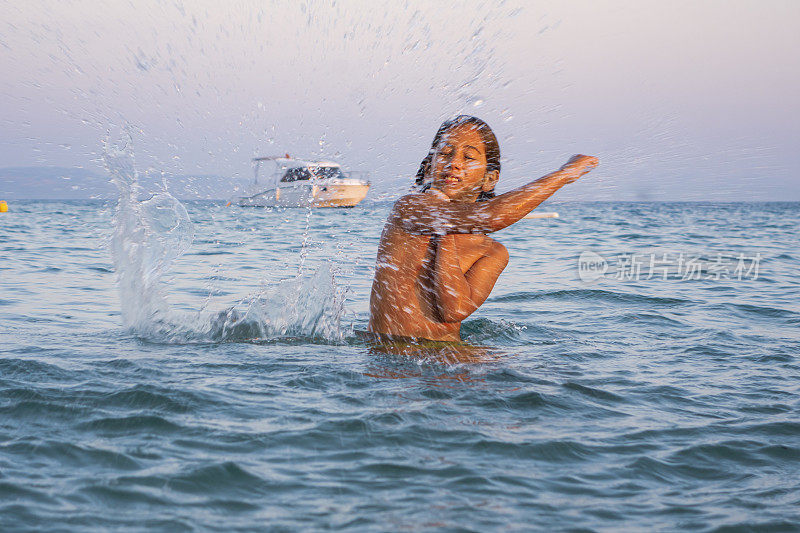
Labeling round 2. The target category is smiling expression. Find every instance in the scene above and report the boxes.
[429,124,497,202]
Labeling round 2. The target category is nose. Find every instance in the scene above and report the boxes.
[445,155,463,172]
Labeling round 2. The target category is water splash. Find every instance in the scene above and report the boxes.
[209,265,349,342]
[105,134,348,344]
[106,133,194,337]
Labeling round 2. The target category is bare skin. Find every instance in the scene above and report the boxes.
[368,124,598,341]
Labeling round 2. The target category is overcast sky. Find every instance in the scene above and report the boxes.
[1,0,798,200]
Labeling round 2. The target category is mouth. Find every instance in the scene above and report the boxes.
[442,174,462,184]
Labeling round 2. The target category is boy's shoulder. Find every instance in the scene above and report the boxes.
[394,189,449,210]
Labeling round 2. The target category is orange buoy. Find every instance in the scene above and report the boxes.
[0,201,8,213]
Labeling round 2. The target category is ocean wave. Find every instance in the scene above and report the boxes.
[0,482,57,505]
[562,381,627,403]
[2,440,141,470]
[99,385,203,413]
[624,456,733,482]
[470,439,597,463]
[76,484,173,507]
[0,358,72,381]
[460,317,528,344]
[492,289,692,306]
[166,461,270,497]
[723,302,799,320]
[0,398,89,422]
[78,414,184,434]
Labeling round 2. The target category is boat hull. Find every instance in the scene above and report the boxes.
[238,183,369,208]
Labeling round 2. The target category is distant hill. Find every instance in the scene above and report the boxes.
[0,167,248,200]
[0,167,112,200]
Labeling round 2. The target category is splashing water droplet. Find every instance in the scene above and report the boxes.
[106,131,349,344]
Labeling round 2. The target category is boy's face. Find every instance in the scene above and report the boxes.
[429,124,497,202]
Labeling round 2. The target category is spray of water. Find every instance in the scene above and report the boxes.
[105,133,194,339]
[105,134,348,344]
[209,266,349,342]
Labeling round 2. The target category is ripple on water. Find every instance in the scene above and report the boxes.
[471,438,598,463]
[1,440,141,470]
[724,302,800,321]
[0,358,73,382]
[460,317,527,344]
[562,381,628,404]
[0,397,90,423]
[669,440,774,469]
[493,288,695,311]
[166,461,271,497]
[480,389,550,410]
[75,484,174,509]
[0,482,58,506]
[99,385,204,413]
[624,456,735,483]
[77,414,185,434]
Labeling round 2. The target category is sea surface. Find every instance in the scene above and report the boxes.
[1,181,799,530]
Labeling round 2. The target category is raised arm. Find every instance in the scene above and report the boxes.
[394,155,598,235]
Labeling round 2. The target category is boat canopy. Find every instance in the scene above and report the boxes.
[252,155,345,184]
[280,165,345,182]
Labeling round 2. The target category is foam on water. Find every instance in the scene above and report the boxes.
[105,136,348,344]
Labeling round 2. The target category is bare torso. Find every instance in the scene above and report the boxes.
[368,215,501,341]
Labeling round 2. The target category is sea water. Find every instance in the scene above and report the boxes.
[1,166,799,529]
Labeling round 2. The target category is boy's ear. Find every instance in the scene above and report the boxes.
[482,170,499,192]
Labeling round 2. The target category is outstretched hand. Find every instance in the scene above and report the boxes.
[559,155,599,184]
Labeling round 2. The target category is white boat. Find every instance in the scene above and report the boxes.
[523,211,559,219]
[238,155,370,208]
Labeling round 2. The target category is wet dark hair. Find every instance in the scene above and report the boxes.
[415,115,501,201]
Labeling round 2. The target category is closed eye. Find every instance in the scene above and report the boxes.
[464,147,482,160]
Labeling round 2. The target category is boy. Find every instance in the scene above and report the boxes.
[369,116,598,342]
